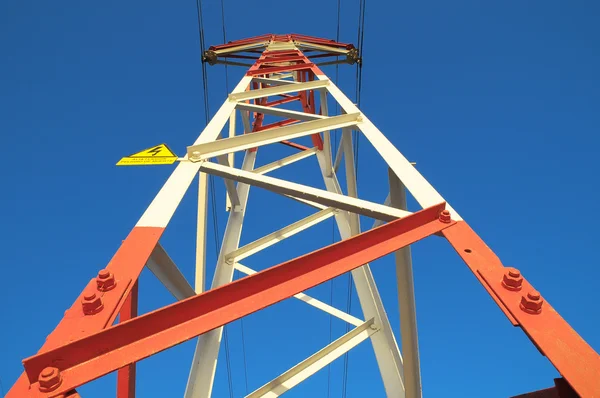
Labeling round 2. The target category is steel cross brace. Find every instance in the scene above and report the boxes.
[19,203,453,397]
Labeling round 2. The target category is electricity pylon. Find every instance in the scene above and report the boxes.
[7,34,600,398]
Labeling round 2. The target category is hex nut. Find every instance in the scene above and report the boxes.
[38,367,62,392]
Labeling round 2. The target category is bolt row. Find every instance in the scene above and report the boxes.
[38,269,117,392]
[502,267,544,314]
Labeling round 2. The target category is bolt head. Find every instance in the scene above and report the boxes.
[38,367,62,392]
[439,210,451,223]
[501,267,523,291]
[520,290,544,314]
[82,290,104,315]
[96,269,116,292]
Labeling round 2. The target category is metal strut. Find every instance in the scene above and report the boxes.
[7,34,600,398]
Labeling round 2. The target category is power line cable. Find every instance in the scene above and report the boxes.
[195,0,234,396]
[328,1,342,397]
[342,2,367,396]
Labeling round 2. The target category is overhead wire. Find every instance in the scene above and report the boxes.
[195,0,234,396]
[217,0,250,393]
[342,1,367,396]
[328,1,342,397]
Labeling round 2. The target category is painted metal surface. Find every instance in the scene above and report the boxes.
[8,34,600,398]
[21,204,451,397]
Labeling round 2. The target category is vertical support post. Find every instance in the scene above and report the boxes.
[117,281,138,398]
[389,168,422,398]
[320,90,333,177]
[196,172,209,294]
[226,110,236,211]
[185,151,257,398]
[341,127,359,232]
[317,149,406,396]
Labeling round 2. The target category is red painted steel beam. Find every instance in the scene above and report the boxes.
[209,34,273,51]
[6,227,163,398]
[511,378,578,398]
[117,281,138,398]
[258,56,306,64]
[255,118,299,132]
[279,140,311,151]
[263,95,302,107]
[20,204,453,397]
[264,50,301,57]
[247,63,314,76]
[443,222,600,398]
[290,33,354,49]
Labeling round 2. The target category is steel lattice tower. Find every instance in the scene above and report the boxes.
[7,34,600,398]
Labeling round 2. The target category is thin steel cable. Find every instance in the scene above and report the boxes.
[195,0,234,395]
[220,0,230,96]
[328,2,341,396]
[342,2,366,395]
[223,325,235,397]
[237,272,250,394]
[218,0,249,392]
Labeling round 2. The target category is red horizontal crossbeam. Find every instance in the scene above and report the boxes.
[258,55,306,64]
[264,50,301,57]
[247,63,314,76]
[21,204,453,397]
[263,95,302,107]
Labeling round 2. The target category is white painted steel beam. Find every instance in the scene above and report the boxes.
[227,207,336,262]
[226,110,236,211]
[316,151,406,397]
[185,151,257,398]
[317,75,461,220]
[320,90,333,177]
[269,73,294,80]
[217,155,242,211]
[198,161,412,221]
[229,80,329,102]
[371,194,391,229]
[214,42,270,55]
[284,195,328,210]
[146,243,195,301]
[342,127,359,233]
[294,41,349,54]
[241,109,252,134]
[188,113,360,161]
[251,76,299,86]
[235,102,326,122]
[234,263,363,327]
[389,169,422,398]
[246,319,377,398]
[195,172,209,293]
[333,132,345,173]
[253,147,317,175]
[136,75,252,228]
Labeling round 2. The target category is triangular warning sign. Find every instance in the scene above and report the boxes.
[117,144,178,166]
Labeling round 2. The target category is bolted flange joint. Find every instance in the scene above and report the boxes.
[439,210,452,223]
[520,290,544,314]
[96,269,116,292]
[501,267,523,291]
[38,366,62,393]
[202,50,217,65]
[81,291,104,315]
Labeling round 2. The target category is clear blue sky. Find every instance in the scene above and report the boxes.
[1,1,599,397]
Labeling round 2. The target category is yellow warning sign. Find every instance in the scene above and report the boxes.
[116,144,178,166]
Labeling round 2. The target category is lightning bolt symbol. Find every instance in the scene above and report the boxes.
[148,146,162,156]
